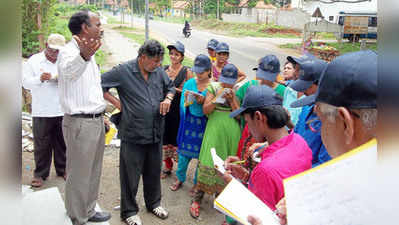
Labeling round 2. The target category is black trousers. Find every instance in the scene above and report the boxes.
[32,116,66,179]
[120,140,162,220]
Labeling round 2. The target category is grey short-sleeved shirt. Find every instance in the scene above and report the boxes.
[101,58,175,144]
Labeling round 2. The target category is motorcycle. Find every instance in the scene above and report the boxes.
[183,28,191,38]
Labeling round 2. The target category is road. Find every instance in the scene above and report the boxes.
[106,13,301,79]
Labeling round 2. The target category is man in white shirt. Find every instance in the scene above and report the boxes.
[22,33,67,188]
[57,11,110,225]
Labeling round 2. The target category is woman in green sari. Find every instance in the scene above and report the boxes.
[190,64,241,224]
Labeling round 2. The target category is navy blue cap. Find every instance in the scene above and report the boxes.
[290,50,377,108]
[215,42,229,53]
[289,55,327,92]
[167,41,185,54]
[219,64,238,85]
[253,55,281,82]
[230,85,283,118]
[290,94,317,108]
[191,54,212,74]
[207,39,219,50]
[287,53,314,66]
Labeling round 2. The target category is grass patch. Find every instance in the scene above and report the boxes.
[279,41,378,54]
[119,31,193,67]
[112,25,144,32]
[107,16,123,24]
[191,19,301,38]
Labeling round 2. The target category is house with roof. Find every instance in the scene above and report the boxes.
[171,0,190,17]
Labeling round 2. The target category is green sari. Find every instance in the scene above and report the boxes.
[197,82,241,194]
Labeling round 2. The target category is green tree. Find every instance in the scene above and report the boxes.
[22,0,58,57]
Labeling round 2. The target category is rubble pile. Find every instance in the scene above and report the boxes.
[22,112,34,152]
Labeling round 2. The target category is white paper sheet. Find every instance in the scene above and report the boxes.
[284,140,377,225]
[214,178,280,225]
[210,148,226,174]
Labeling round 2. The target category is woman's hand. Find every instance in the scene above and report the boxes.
[195,94,205,105]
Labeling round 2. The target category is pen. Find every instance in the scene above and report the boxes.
[231,160,246,165]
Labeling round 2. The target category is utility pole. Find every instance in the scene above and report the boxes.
[217,0,220,20]
[131,0,134,27]
[145,0,149,41]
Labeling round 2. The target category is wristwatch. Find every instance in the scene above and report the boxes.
[166,95,173,101]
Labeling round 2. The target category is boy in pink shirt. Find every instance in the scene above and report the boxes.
[226,85,312,210]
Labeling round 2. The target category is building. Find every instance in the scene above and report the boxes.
[171,1,190,17]
[291,0,377,23]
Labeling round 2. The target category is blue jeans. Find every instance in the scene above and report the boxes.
[176,153,198,184]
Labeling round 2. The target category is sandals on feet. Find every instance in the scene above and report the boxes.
[189,201,200,219]
[169,180,183,191]
[125,215,142,225]
[31,177,43,188]
[152,206,169,219]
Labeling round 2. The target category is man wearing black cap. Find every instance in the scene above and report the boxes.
[224,85,312,214]
[101,40,175,225]
[292,50,377,158]
[249,50,378,225]
[289,54,331,167]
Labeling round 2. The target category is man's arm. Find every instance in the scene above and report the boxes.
[101,64,123,110]
[103,92,121,111]
[160,70,175,115]
[58,36,101,81]
[22,61,41,90]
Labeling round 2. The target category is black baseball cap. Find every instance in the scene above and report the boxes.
[253,55,281,82]
[207,39,219,50]
[167,41,185,54]
[219,63,238,85]
[215,42,229,53]
[290,50,377,108]
[230,85,283,118]
[191,54,212,74]
[287,53,313,66]
[289,54,327,92]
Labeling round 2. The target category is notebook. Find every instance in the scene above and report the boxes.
[214,178,280,225]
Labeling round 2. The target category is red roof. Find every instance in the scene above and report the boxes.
[172,1,189,9]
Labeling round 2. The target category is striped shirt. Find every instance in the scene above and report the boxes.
[57,39,106,115]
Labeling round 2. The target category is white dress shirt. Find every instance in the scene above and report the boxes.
[57,38,106,115]
[22,52,64,117]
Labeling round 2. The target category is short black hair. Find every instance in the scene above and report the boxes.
[68,11,91,35]
[244,105,289,129]
[138,40,165,58]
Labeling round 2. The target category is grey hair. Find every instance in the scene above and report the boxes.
[318,103,377,131]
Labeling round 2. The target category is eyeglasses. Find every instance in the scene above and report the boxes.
[306,118,321,133]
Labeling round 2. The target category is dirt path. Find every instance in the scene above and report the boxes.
[21,24,225,225]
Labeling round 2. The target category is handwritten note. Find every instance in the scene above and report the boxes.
[284,139,377,225]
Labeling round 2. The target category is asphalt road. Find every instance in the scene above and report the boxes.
[107,13,297,79]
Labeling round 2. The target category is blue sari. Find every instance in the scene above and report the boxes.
[176,78,208,158]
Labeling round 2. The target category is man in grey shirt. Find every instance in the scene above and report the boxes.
[102,40,175,225]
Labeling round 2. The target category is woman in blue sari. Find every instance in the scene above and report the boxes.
[169,54,212,195]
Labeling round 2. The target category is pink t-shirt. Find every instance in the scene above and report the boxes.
[248,132,312,210]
